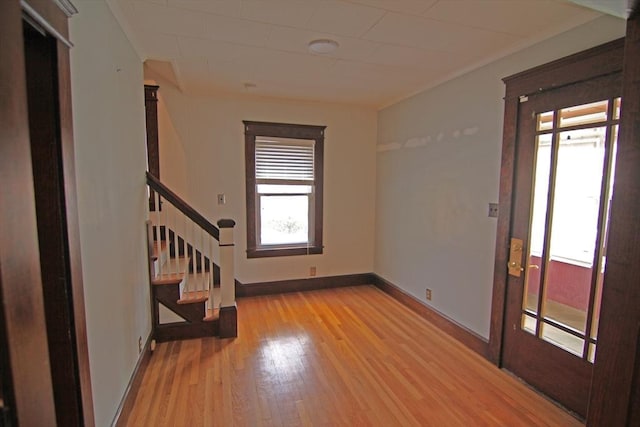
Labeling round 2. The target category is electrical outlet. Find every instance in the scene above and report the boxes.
[217,194,226,205]
[488,203,499,218]
[138,336,143,353]
[310,266,316,277]
[426,289,432,301]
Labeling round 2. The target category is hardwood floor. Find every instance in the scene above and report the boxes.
[124,286,581,426]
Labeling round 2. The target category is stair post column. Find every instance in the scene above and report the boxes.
[217,219,237,338]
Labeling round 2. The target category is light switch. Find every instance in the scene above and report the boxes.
[217,194,226,205]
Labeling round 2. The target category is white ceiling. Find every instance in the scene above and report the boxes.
[105,0,623,109]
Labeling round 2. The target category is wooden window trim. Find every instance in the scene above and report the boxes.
[244,121,325,259]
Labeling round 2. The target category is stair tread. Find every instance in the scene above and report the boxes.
[178,290,208,305]
[151,273,184,286]
[204,307,220,322]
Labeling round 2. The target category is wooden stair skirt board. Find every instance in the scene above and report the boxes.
[147,219,236,343]
[152,278,215,342]
[154,320,219,342]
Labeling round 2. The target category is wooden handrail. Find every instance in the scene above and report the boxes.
[146,172,220,241]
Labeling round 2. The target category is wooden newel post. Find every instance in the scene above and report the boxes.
[217,219,237,338]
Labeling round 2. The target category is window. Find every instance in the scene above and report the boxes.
[244,121,325,258]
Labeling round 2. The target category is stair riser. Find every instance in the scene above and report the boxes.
[154,285,205,323]
[154,321,219,343]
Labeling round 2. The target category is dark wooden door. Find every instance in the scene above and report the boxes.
[0,1,94,425]
[0,1,58,425]
[23,21,84,427]
[502,72,621,417]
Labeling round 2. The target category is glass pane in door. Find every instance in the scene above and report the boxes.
[558,100,608,128]
[588,123,619,361]
[541,323,584,357]
[519,97,619,361]
[521,132,552,333]
[542,126,607,334]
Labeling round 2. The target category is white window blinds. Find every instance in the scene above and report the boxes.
[255,138,314,182]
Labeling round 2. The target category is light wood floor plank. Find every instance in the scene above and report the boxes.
[124,286,582,426]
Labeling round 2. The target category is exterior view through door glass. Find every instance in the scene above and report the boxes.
[502,72,621,417]
[523,99,618,362]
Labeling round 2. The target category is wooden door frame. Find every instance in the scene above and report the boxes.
[488,38,626,366]
[588,8,640,425]
[144,84,160,180]
[491,13,640,424]
[0,0,94,425]
[498,72,623,417]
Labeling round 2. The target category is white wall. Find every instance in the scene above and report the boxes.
[145,73,377,283]
[375,15,626,340]
[69,1,150,425]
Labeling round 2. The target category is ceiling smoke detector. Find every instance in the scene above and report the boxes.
[308,39,339,54]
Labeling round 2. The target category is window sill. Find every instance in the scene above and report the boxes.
[247,245,323,259]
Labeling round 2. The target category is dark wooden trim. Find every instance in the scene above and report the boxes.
[237,271,489,357]
[144,84,160,180]
[488,97,518,365]
[632,1,639,19]
[244,127,257,255]
[217,219,236,228]
[0,1,75,425]
[145,85,160,211]
[154,322,218,342]
[313,131,324,254]
[372,274,489,359]
[56,28,95,427]
[627,323,640,425]
[588,13,640,426]
[243,120,326,139]
[236,273,372,298]
[0,266,17,427]
[21,0,70,39]
[503,38,625,100]
[146,172,220,240]
[154,286,205,324]
[243,120,324,258]
[24,22,84,426]
[112,334,153,427]
[489,39,626,368]
[247,245,323,259]
[219,305,238,339]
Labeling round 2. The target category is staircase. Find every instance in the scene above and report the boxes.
[146,172,237,343]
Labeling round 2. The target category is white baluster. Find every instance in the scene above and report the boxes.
[155,191,162,278]
[162,196,169,274]
[168,203,174,274]
[184,213,189,296]
[209,234,215,311]
[190,221,200,298]
[200,227,205,294]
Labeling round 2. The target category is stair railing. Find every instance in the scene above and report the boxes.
[146,172,237,338]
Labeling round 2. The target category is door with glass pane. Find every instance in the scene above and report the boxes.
[502,72,621,417]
